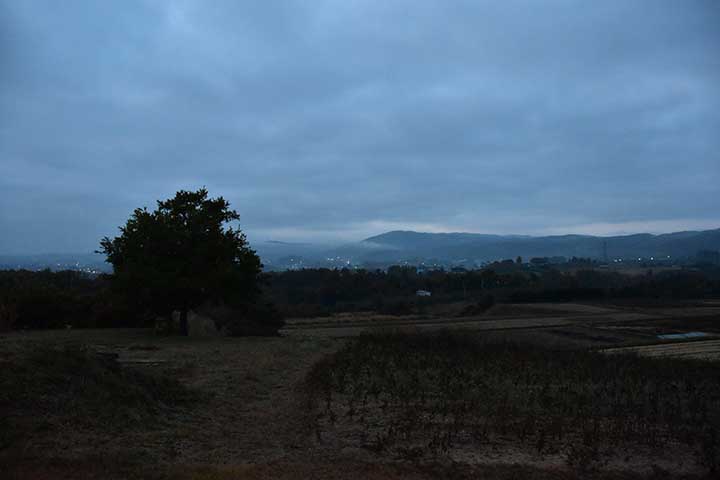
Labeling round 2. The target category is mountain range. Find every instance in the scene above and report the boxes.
[3,229,719,272]
[257,228,720,267]
[356,229,720,262]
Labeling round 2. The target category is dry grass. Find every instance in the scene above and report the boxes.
[0,329,340,466]
[2,300,720,479]
[305,331,720,474]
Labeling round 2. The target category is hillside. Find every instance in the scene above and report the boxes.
[5,229,718,272]
[354,228,720,263]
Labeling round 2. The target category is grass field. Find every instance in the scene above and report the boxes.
[2,300,720,479]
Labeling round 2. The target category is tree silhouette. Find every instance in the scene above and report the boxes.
[100,188,261,335]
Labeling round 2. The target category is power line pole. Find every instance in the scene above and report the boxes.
[603,240,608,264]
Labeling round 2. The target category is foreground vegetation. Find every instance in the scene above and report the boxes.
[306,332,720,472]
[0,345,195,452]
[2,328,718,478]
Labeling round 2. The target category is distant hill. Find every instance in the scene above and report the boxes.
[3,228,718,272]
[351,228,720,263]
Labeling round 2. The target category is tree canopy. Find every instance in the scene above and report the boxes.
[100,188,261,334]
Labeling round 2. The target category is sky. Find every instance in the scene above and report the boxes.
[1,0,719,254]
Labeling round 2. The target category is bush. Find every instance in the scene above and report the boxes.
[458,294,495,316]
[376,299,414,316]
[229,302,285,336]
[194,301,285,336]
[279,302,333,319]
[0,299,17,331]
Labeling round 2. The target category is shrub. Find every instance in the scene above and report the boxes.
[237,301,285,335]
[375,299,414,316]
[197,301,285,336]
[458,294,495,316]
[0,299,17,331]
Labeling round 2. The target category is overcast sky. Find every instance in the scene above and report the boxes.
[1,1,719,254]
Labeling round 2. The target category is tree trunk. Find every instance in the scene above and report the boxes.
[179,308,189,336]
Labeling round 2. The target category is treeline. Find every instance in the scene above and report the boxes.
[266,266,720,317]
[0,270,138,331]
[0,269,280,332]
[1,266,719,329]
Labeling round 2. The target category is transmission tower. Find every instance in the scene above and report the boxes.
[602,240,608,264]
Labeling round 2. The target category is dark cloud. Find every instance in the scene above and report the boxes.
[1,0,719,253]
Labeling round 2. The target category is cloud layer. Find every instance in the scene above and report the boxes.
[1,0,719,253]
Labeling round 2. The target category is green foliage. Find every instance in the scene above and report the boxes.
[306,332,720,471]
[100,188,262,330]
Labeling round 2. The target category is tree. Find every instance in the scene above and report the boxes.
[99,188,262,335]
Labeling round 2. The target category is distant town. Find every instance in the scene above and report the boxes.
[2,245,718,275]
[263,251,719,273]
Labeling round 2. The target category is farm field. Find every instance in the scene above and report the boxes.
[2,300,720,479]
[603,339,720,361]
[305,332,720,476]
[282,302,720,342]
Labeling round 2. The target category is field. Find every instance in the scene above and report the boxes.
[2,300,720,479]
[602,340,720,361]
[306,333,720,474]
[282,301,720,345]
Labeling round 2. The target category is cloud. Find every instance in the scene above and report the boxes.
[1,0,719,253]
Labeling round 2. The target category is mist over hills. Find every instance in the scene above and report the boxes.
[354,229,720,263]
[258,228,720,269]
[2,229,719,272]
